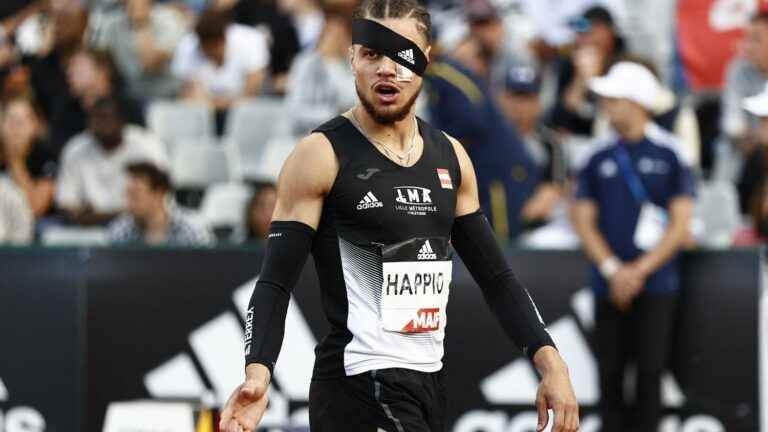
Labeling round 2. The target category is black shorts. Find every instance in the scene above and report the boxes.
[309,368,447,432]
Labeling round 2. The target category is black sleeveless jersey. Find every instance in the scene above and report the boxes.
[310,115,461,379]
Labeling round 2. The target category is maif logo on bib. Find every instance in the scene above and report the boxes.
[393,186,438,216]
[402,307,441,333]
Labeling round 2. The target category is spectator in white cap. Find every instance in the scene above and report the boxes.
[737,83,768,218]
[588,61,675,116]
[570,60,696,432]
[588,57,701,170]
[587,58,700,164]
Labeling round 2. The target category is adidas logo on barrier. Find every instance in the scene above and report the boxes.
[357,191,383,210]
[398,49,415,65]
[417,240,437,260]
[143,276,315,429]
[0,376,47,428]
[142,286,738,432]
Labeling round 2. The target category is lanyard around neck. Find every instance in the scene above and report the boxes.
[613,144,649,204]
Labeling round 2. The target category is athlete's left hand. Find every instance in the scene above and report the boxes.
[533,346,579,432]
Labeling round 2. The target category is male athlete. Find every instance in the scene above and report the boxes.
[220,0,579,430]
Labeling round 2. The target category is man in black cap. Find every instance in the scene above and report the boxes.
[500,64,567,230]
[462,0,505,81]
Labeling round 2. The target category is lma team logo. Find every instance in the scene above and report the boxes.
[452,289,726,432]
[0,378,47,432]
[144,276,314,428]
[394,187,438,216]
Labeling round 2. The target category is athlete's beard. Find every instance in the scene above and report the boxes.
[355,81,421,125]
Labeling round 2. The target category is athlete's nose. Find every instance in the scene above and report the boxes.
[376,56,397,77]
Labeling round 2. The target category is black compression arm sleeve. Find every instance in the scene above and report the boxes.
[244,221,315,375]
[451,210,556,360]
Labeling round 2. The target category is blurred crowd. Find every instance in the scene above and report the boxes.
[0,0,766,248]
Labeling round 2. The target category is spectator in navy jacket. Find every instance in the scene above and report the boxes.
[570,61,695,432]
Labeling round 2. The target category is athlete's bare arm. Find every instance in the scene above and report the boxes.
[220,133,337,432]
[270,133,338,227]
[446,134,580,432]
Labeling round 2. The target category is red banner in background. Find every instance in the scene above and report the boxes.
[677,0,766,90]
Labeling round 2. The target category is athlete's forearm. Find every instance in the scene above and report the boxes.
[245,221,315,375]
[451,210,556,360]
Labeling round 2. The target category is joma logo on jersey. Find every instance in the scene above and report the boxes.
[402,308,440,333]
[393,187,438,215]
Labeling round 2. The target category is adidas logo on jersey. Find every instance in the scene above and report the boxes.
[357,191,384,210]
[397,49,415,65]
[417,240,437,260]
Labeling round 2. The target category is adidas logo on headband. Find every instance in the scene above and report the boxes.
[398,49,415,65]
[352,19,428,75]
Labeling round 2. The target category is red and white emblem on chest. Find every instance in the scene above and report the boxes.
[436,168,453,189]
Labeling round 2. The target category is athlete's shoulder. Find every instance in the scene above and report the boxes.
[312,115,350,133]
[279,132,337,195]
[293,132,335,163]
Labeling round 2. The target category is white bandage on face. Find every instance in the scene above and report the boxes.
[395,64,414,82]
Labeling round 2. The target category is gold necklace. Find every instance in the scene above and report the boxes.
[350,110,419,166]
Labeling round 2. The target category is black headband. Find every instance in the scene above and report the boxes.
[351,18,428,76]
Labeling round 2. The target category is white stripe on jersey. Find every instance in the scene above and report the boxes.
[338,237,444,376]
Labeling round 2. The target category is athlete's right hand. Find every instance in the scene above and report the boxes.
[219,363,271,432]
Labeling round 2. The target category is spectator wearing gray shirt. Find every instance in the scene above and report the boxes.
[718,11,768,181]
[281,3,356,137]
[108,162,213,246]
[722,12,768,138]
[91,0,188,101]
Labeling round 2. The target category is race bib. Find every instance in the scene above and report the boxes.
[634,202,668,250]
[379,238,452,334]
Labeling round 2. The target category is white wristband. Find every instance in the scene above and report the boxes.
[599,256,621,279]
